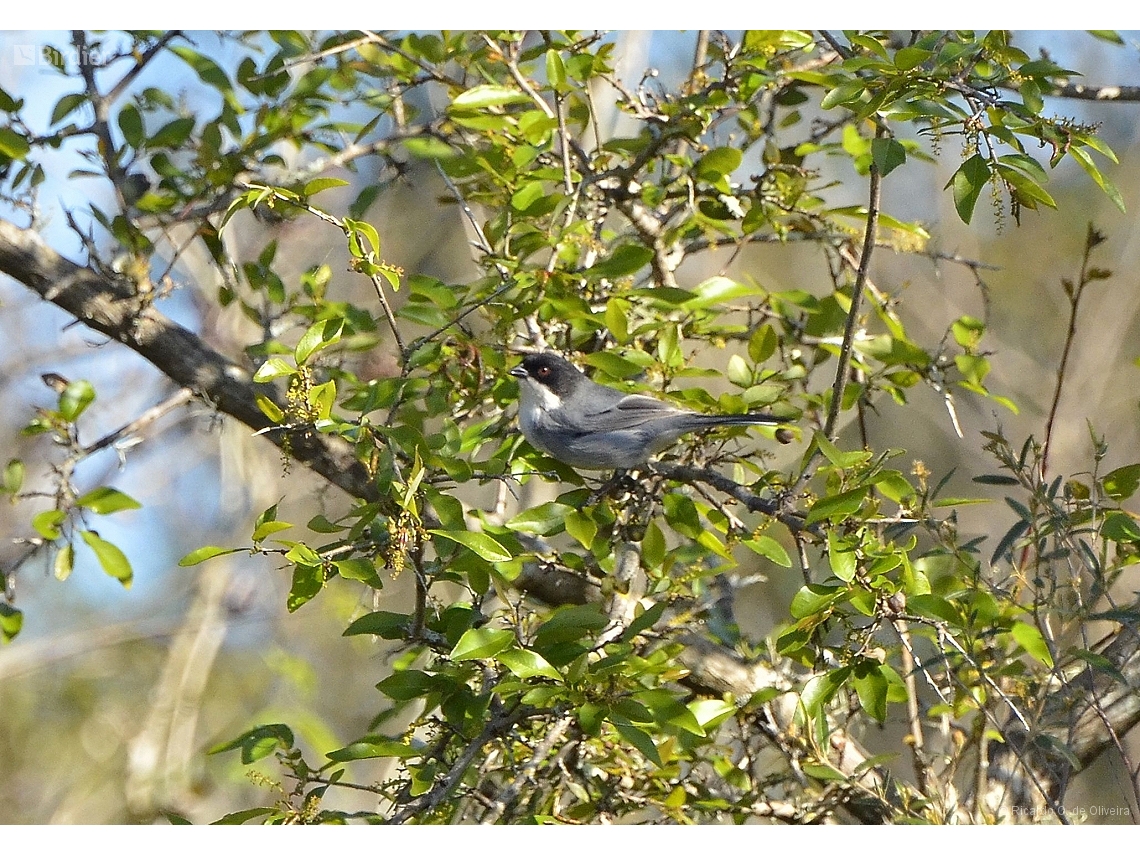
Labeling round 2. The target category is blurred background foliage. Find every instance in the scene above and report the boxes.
[0,30,1139,824]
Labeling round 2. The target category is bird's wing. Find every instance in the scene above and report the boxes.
[581,393,684,432]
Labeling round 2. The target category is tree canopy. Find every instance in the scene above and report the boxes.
[1,29,1140,825]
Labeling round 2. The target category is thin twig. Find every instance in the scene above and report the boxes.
[1041,224,1104,480]
[79,387,193,459]
[824,126,884,441]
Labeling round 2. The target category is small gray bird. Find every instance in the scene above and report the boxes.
[510,352,789,470]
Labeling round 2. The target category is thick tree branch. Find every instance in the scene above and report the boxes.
[0,218,377,502]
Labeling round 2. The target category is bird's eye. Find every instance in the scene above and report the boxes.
[536,366,550,378]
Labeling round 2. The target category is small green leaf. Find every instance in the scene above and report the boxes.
[301,177,350,197]
[545,49,568,92]
[376,669,441,701]
[76,486,142,514]
[1102,511,1140,543]
[80,530,133,587]
[343,611,409,639]
[334,557,383,588]
[871,137,906,176]
[695,146,742,182]
[450,626,515,661]
[209,723,295,763]
[0,126,31,159]
[252,520,293,542]
[611,715,662,767]
[428,529,511,562]
[118,103,144,148]
[179,545,240,566]
[326,735,420,762]
[287,561,324,612]
[497,648,562,681]
[589,244,654,279]
[1102,463,1140,500]
[54,542,74,580]
[947,154,990,224]
[827,530,857,582]
[1010,621,1054,668]
[852,665,889,723]
[59,379,96,422]
[1069,146,1126,213]
[450,85,531,109]
[806,487,869,525]
[32,509,66,540]
[253,358,296,382]
[2,458,24,495]
[743,535,792,567]
[0,602,23,642]
[51,92,87,125]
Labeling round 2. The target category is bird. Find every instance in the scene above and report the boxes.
[509,351,790,470]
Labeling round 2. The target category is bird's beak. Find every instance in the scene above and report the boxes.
[509,366,527,379]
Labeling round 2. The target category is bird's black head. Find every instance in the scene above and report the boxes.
[509,352,586,398]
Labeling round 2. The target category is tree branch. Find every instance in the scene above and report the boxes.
[0,217,377,502]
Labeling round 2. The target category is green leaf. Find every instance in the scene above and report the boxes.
[76,486,142,514]
[820,80,866,111]
[806,487,869,525]
[326,734,420,762]
[2,458,24,495]
[252,519,293,542]
[118,103,144,148]
[301,177,350,197]
[450,626,515,661]
[80,530,133,587]
[545,49,568,93]
[871,137,907,177]
[827,530,857,582]
[743,534,792,566]
[54,542,74,580]
[170,45,232,92]
[1068,145,1125,213]
[894,46,933,71]
[32,509,66,540]
[695,146,742,182]
[789,583,847,620]
[620,601,667,642]
[0,602,23,643]
[611,715,662,767]
[428,528,511,562]
[334,557,383,588]
[209,723,294,763]
[1087,30,1124,45]
[450,85,531,109]
[1103,464,1140,501]
[252,358,296,382]
[1102,510,1140,543]
[59,379,96,422]
[947,154,990,224]
[295,318,343,365]
[287,561,324,612]
[800,667,852,718]
[589,244,654,279]
[497,648,562,681]
[689,275,764,308]
[179,545,240,566]
[1010,621,1054,668]
[51,92,87,125]
[343,610,409,639]
[852,665,889,722]
[0,126,30,160]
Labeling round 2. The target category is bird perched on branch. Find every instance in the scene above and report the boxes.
[510,352,790,470]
